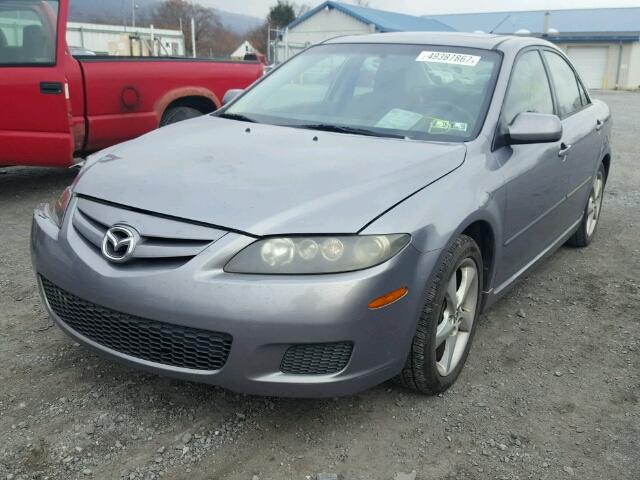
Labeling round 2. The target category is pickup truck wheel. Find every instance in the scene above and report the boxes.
[567,163,606,248]
[160,106,203,126]
[395,235,482,395]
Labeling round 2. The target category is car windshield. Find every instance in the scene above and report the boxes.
[222,43,501,141]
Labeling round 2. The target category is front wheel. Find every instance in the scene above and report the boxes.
[395,235,483,395]
[567,163,606,247]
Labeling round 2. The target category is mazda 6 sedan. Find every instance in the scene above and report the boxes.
[32,32,611,397]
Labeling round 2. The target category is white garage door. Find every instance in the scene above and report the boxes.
[566,46,609,89]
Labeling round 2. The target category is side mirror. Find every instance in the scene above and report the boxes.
[506,112,562,145]
[223,89,243,106]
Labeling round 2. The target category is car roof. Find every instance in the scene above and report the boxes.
[323,31,557,52]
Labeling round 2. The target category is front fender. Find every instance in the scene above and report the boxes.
[360,150,505,293]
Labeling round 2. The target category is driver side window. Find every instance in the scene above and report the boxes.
[503,50,554,125]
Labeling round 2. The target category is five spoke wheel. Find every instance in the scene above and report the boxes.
[435,258,479,376]
[586,169,605,237]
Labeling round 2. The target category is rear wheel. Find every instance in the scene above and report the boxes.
[160,106,203,127]
[567,163,606,247]
[395,235,482,395]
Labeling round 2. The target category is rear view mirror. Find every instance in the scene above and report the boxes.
[507,112,562,145]
[223,89,243,106]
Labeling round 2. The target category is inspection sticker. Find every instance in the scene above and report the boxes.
[416,51,481,66]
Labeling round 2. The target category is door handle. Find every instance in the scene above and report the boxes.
[558,143,572,157]
[595,119,603,131]
[40,81,63,95]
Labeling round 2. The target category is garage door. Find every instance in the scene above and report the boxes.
[566,46,609,89]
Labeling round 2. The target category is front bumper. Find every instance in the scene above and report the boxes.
[31,199,440,397]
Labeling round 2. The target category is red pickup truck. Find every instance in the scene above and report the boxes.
[0,0,263,167]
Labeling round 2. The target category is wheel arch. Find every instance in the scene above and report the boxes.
[154,88,221,125]
[460,219,497,297]
[602,153,611,180]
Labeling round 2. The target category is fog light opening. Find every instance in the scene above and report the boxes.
[368,287,409,310]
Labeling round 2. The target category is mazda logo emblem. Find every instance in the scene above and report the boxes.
[101,225,139,263]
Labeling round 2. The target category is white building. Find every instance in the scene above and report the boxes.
[276,1,452,62]
[425,8,640,90]
[66,22,185,57]
[230,40,258,60]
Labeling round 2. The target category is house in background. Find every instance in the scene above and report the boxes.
[230,40,259,61]
[425,8,640,90]
[277,1,452,62]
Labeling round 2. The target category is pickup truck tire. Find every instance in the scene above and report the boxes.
[160,106,203,127]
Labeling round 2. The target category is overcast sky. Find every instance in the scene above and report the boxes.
[203,0,640,18]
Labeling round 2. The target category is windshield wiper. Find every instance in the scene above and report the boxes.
[216,112,257,123]
[294,123,405,139]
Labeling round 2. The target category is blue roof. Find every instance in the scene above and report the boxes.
[287,1,454,33]
[424,8,640,36]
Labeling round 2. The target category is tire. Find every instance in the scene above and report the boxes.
[395,234,483,395]
[567,163,606,248]
[160,106,203,127]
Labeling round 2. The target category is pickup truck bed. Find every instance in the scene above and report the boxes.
[0,0,263,167]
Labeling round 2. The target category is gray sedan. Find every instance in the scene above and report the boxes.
[32,32,611,397]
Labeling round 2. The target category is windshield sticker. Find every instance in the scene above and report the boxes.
[427,118,469,134]
[376,109,424,130]
[416,51,481,67]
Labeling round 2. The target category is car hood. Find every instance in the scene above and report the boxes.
[76,116,466,236]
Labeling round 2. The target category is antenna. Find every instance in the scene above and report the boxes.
[489,14,511,34]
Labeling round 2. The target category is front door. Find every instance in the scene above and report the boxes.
[0,0,73,167]
[494,49,569,289]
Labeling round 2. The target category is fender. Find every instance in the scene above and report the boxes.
[153,87,221,125]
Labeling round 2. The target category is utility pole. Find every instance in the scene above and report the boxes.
[191,17,196,58]
[131,0,136,28]
[189,1,196,58]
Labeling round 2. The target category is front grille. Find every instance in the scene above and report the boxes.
[280,342,353,375]
[41,277,232,371]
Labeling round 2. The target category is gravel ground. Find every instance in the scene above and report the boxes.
[1,91,638,480]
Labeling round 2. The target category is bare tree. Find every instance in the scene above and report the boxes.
[151,0,239,57]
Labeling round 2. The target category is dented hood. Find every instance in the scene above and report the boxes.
[75,115,466,236]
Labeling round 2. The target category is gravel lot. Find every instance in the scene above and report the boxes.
[1,91,638,480]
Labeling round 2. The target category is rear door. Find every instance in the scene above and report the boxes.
[0,0,73,167]
[542,49,601,219]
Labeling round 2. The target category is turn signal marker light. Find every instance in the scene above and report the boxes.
[368,287,408,310]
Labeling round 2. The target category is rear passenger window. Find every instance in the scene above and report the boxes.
[543,51,583,117]
[503,50,554,125]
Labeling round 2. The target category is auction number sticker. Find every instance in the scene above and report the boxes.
[416,51,481,66]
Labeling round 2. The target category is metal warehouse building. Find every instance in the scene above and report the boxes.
[66,22,185,57]
[277,1,452,62]
[279,2,640,90]
[425,8,640,90]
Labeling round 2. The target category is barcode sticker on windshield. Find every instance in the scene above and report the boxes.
[416,51,481,66]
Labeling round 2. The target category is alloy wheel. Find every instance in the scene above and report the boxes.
[586,171,605,237]
[435,258,479,376]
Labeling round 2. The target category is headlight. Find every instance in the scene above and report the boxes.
[49,186,73,228]
[225,234,410,274]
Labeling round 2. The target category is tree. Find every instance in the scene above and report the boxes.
[267,1,296,29]
[151,0,239,57]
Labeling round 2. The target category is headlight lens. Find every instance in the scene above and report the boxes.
[225,234,410,274]
[49,186,73,228]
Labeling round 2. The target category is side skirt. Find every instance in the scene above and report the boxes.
[481,216,582,310]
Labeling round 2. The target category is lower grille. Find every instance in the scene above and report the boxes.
[280,342,353,375]
[40,277,232,371]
